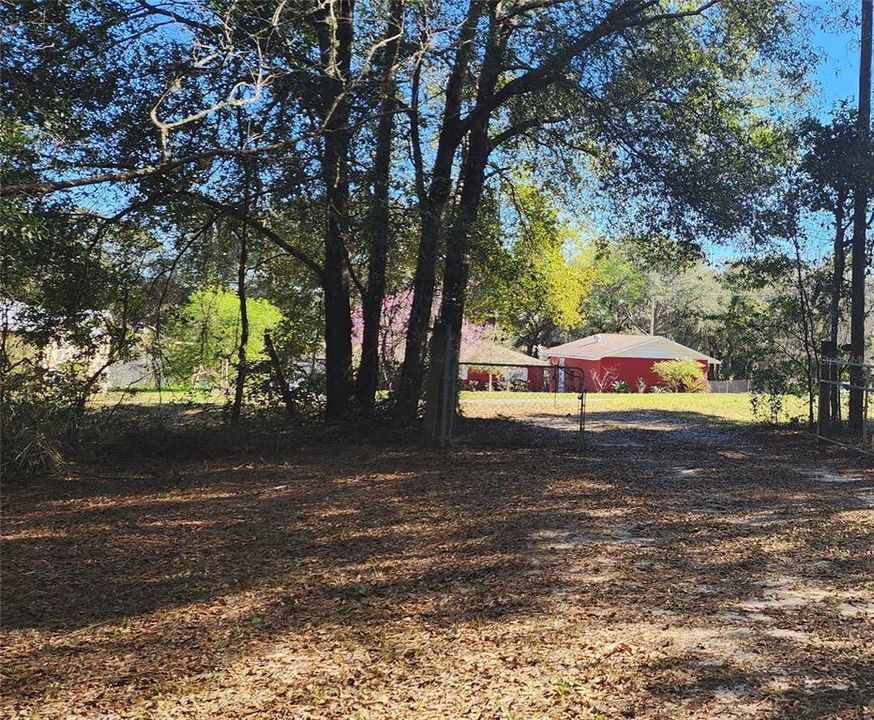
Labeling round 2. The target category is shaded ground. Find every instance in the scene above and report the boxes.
[2,405,872,719]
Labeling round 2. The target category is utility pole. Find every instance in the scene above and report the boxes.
[849,0,872,432]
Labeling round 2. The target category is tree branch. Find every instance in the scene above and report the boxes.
[458,0,720,138]
[176,191,325,282]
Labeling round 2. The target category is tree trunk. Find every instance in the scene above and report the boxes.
[355,0,403,411]
[829,195,846,423]
[231,226,249,422]
[422,8,505,442]
[264,331,295,416]
[849,0,872,432]
[316,1,355,421]
[322,215,354,421]
[420,156,487,442]
[394,0,483,422]
[792,238,816,429]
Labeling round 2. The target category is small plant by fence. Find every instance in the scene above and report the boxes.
[817,341,874,456]
[455,363,586,441]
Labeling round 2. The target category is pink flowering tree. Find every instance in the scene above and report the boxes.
[352,290,487,388]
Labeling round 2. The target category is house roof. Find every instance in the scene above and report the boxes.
[544,334,720,364]
[459,339,548,366]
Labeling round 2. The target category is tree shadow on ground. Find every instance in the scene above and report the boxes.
[2,406,871,717]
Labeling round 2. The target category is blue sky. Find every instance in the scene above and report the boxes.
[810,5,863,115]
[682,4,867,265]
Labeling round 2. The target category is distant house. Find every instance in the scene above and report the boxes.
[459,339,548,391]
[2,301,111,378]
[544,334,720,392]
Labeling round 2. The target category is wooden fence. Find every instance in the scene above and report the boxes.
[708,379,751,394]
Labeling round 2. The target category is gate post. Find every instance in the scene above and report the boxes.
[578,371,586,436]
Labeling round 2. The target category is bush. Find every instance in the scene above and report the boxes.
[635,377,648,393]
[748,365,804,425]
[750,388,784,424]
[611,380,631,393]
[651,359,709,393]
[1,364,90,479]
[239,359,325,420]
[164,287,282,387]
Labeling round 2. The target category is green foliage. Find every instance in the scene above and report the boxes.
[722,230,828,428]
[468,182,588,353]
[240,357,326,420]
[574,243,648,334]
[572,240,728,362]
[797,106,871,214]
[164,288,282,386]
[749,372,790,425]
[611,380,631,394]
[2,204,161,479]
[652,360,709,393]
[1,364,88,479]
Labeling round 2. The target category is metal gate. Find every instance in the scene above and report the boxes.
[457,362,586,440]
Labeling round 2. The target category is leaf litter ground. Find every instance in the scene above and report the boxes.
[2,405,872,719]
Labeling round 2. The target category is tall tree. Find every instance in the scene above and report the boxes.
[414,0,806,439]
[796,111,863,421]
[393,0,485,419]
[849,0,873,431]
[467,183,587,355]
[355,0,405,410]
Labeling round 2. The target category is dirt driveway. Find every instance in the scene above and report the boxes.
[2,409,872,719]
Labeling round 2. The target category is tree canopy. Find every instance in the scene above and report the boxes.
[5,0,865,442]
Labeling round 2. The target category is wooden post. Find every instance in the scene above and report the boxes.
[422,321,454,446]
[441,324,455,443]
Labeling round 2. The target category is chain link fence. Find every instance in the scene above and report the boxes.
[456,363,586,442]
[817,347,874,456]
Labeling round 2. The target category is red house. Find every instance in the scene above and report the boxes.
[544,334,720,393]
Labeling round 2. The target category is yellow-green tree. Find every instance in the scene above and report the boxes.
[165,288,282,388]
[468,183,589,356]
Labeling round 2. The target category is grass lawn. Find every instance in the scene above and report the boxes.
[98,390,809,426]
[461,391,810,425]
[91,388,224,407]
[583,392,809,424]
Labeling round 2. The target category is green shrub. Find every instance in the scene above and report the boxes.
[240,358,325,420]
[611,380,631,393]
[651,359,709,393]
[748,365,804,425]
[1,364,89,479]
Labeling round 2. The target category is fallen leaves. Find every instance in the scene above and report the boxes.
[1,412,872,719]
